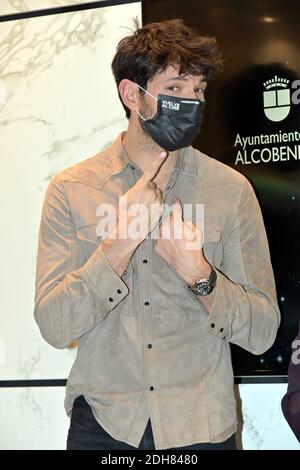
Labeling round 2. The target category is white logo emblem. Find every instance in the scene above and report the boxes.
[162,100,180,111]
[263,76,290,122]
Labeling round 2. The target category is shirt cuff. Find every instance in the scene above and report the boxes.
[185,268,243,339]
[81,243,129,315]
[205,268,245,339]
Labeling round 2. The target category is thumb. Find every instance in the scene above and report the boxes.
[171,198,183,221]
[140,151,168,184]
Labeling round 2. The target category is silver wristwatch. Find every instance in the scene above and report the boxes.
[188,266,217,296]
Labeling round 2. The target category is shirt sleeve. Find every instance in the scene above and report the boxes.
[281,322,300,442]
[204,177,281,355]
[34,174,129,349]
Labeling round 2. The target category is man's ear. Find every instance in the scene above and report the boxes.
[118,79,140,114]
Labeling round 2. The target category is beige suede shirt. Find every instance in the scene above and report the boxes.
[34,132,280,449]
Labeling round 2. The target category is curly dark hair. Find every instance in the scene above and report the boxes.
[111,18,224,118]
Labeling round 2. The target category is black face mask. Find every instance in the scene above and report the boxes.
[136,83,206,152]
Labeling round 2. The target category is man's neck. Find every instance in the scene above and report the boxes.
[121,123,179,180]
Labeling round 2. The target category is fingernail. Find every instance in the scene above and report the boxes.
[160,151,167,158]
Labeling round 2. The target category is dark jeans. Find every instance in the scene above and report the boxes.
[67,395,236,450]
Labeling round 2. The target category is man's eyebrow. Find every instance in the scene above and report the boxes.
[165,75,207,83]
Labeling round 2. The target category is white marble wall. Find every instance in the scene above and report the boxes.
[0,0,299,450]
[0,387,70,449]
[0,1,139,381]
[239,384,299,449]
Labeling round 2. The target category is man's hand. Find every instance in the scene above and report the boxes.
[154,198,211,285]
[117,150,167,244]
[101,151,167,276]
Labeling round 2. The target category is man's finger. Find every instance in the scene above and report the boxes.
[160,213,171,239]
[155,187,163,202]
[140,151,168,184]
[183,219,197,241]
[184,219,195,231]
[171,198,183,221]
[184,219,203,245]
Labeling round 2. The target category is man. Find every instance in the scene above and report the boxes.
[34,19,280,450]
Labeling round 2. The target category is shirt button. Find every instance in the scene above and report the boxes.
[123,270,127,275]
[219,327,224,332]
[117,289,122,294]
[211,323,215,328]
[143,259,148,264]
[144,301,150,306]
[109,297,114,302]
[148,344,152,349]
[149,386,154,391]
[130,164,135,170]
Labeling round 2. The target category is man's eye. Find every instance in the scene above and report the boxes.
[167,86,179,91]
[195,88,204,94]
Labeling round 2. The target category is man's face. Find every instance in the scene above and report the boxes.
[138,64,207,120]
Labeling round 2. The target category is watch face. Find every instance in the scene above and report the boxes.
[195,281,212,296]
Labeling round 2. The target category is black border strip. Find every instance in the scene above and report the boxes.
[234,375,288,384]
[0,379,67,387]
[0,376,288,387]
[0,0,140,22]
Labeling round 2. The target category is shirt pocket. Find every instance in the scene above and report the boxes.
[202,226,223,268]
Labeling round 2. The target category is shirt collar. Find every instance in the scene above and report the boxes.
[110,132,198,177]
[174,144,198,176]
[109,132,130,175]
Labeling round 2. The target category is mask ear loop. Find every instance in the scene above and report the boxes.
[136,110,146,121]
[135,83,158,101]
[135,83,158,120]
